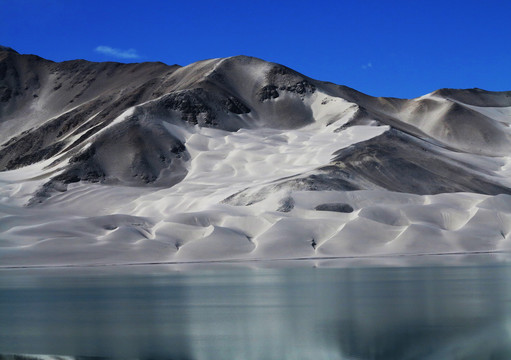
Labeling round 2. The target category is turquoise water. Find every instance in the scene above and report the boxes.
[1,262,511,359]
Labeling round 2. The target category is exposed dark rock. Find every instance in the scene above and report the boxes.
[0,45,18,53]
[27,180,69,206]
[222,96,251,114]
[285,80,316,94]
[0,87,12,102]
[161,89,215,125]
[315,203,354,213]
[3,137,65,170]
[69,145,94,162]
[258,85,279,101]
[258,81,315,102]
[277,196,295,212]
[170,143,186,155]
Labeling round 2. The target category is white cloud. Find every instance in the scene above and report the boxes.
[362,62,373,70]
[94,45,140,59]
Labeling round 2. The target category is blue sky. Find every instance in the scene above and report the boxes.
[1,0,509,98]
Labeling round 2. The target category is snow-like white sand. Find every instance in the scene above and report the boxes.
[2,87,511,268]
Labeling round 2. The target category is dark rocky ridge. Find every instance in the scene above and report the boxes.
[329,129,511,195]
[432,88,511,107]
[0,45,18,53]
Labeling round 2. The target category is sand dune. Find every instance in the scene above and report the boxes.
[1,47,511,267]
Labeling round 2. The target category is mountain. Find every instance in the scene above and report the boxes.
[1,47,511,267]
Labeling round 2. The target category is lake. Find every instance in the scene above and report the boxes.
[1,257,511,359]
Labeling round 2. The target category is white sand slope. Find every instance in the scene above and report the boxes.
[1,49,511,267]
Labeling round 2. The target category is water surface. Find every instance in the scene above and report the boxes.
[1,260,511,359]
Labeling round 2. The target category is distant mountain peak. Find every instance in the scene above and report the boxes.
[0,45,18,54]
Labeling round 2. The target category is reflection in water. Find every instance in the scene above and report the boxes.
[1,264,511,359]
